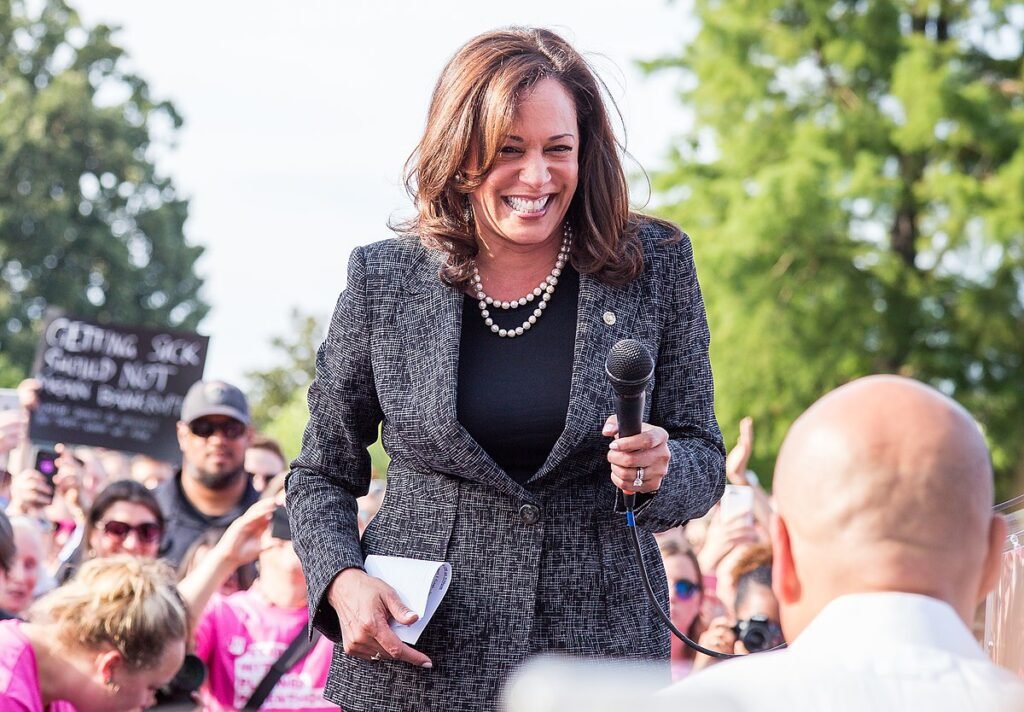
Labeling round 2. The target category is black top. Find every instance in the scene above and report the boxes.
[457,266,579,485]
[154,470,260,567]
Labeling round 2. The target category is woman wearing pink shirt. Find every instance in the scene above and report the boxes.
[179,498,336,711]
[0,555,188,712]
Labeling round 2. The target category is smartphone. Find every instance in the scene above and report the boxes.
[720,484,754,523]
[34,448,59,502]
[270,506,292,541]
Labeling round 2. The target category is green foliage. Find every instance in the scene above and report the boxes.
[0,0,207,380]
[261,385,311,463]
[645,0,1024,500]
[249,308,391,478]
[245,307,322,428]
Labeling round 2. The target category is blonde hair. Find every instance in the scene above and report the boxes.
[29,555,188,670]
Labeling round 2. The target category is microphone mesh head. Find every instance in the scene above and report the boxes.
[606,339,654,383]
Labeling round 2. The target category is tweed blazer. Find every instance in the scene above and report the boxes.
[286,218,725,712]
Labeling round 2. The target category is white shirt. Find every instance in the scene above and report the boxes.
[659,592,1024,712]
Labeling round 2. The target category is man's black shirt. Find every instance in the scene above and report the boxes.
[154,470,260,568]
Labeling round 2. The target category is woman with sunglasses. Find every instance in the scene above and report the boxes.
[54,480,164,583]
[85,480,164,559]
[660,539,706,679]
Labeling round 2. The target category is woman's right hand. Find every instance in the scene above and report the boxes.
[692,615,737,671]
[697,507,759,575]
[328,567,433,668]
[0,410,27,457]
[7,468,53,516]
[216,498,277,567]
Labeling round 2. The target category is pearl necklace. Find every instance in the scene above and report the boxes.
[471,224,571,339]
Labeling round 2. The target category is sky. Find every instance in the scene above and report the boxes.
[75,0,698,390]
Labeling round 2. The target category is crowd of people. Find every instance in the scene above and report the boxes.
[0,23,1021,712]
[0,378,384,710]
[0,378,1020,711]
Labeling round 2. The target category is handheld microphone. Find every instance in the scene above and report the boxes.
[605,339,655,512]
[607,340,787,659]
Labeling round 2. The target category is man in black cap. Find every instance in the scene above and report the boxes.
[155,379,261,567]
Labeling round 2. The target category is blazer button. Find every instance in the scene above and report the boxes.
[518,503,541,525]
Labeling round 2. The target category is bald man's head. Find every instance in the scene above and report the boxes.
[771,375,1005,634]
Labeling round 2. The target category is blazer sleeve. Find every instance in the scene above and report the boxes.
[286,245,382,642]
[632,231,726,531]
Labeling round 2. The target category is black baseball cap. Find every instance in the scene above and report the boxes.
[180,380,250,425]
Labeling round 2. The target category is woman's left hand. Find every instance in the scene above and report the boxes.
[603,415,670,494]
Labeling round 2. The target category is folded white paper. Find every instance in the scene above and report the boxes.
[363,554,452,645]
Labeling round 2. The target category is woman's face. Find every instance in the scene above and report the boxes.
[79,639,186,712]
[89,502,162,559]
[665,553,702,631]
[468,77,579,257]
[1,523,42,614]
[112,640,186,712]
[736,582,780,624]
[260,531,307,594]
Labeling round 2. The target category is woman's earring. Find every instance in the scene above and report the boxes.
[463,200,474,225]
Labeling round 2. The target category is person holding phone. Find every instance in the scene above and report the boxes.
[5,446,85,520]
[177,499,336,712]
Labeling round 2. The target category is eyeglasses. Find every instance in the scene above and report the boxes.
[99,520,162,544]
[189,419,246,439]
[673,579,701,600]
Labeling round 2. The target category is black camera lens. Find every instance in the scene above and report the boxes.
[733,615,784,653]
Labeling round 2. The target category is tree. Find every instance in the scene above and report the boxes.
[644,0,1024,499]
[244,307,322,428]
[245,307,390,475]
[0,0,207,383]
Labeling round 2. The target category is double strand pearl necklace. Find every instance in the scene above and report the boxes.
[471,224,571,339]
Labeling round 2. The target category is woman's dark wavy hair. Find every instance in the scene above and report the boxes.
[396,26,668,288]
[83,479,164,559]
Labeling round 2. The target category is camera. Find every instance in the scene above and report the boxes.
[733,614,784,653]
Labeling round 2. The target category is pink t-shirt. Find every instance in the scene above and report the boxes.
[194,589,337,711]
[0,619,76,712]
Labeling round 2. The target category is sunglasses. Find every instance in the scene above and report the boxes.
[673,579,701,600]
[189,419,247,439]
[99,520,162,544]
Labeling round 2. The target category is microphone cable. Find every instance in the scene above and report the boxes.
[606,338,785,658]
[624,509,787,659]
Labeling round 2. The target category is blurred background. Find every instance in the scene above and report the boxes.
[1,0,1022,499]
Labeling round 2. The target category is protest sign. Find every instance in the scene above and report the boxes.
[29,315,209,462]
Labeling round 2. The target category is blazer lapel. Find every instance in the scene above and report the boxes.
[400,251,527,501]
[532,272,643,482]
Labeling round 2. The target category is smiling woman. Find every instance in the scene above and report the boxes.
[286,26,725,712]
